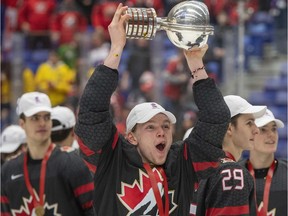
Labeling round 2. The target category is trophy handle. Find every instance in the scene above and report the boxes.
[126,7,158,40]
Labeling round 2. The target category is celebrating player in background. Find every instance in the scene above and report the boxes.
[195,95,266,215]
[75,3,230,215]
[51,105,79,150]
[239,109,287,215]
[1,92,94,215]
[0,125,27,164]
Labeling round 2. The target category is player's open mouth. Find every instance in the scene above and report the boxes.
[156,143,165,151]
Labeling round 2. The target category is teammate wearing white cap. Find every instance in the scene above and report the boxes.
[223,95,267,160]
[0,125,27,163]
[239,109,287,215]
[51,106,79,150]
[1,91,94,215]
[195,95,267,215]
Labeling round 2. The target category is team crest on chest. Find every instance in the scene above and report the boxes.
[117,168,177,215]
[11,195,60,216]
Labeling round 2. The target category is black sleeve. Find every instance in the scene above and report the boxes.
[75,64,119,171]
[186,78,230,179]
[62,151,95,215]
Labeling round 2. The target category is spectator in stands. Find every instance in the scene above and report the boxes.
[87,29,110,68]
[34,50,76,107]
[1,59,12,130]
[91,1,118,41]
[18,0,56,50]
[57,42,79,70]
[126,39,152,92]
[126,71,156,109]
[22,66,36,93]
[204,10,230,83]
[74,0,97,25]
[56,42,81,112]
[1,0,24,52]
[162,0,182,16]
[126,0,165,16]
[0,125,27,164]
[204,0,258,26]
[51,105,79,149]
[48,0,86,90]
[180,110,198,141]
[50,0,88,47]
[162,50,190,135]
[271,0,287,30]
[110,90,129,136]
[239,109,287,216]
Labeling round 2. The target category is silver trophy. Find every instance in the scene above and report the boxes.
[126,1,214,50]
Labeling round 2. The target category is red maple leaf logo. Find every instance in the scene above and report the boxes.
[11,196,34,216]
[258,202,276,216]
[117,168,163,212]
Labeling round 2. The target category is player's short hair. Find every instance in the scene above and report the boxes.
[51,119,73,142]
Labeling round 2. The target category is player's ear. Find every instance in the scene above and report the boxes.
[226,123,233,136]
[18,118,25,129]
[126,132,138,145]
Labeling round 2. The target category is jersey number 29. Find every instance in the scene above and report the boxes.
[221,169,244,191]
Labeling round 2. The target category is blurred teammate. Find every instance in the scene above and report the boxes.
[239,109,287,215]
[0,125,27,164]
[51,105,79,149]
[1,92,94,215]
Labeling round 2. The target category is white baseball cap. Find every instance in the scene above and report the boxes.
[0,125,26,153]
[51,106,76,131]
[255,109,284,128]
[224,95,266,118]
[16,92,52,117]
[126,102,176,133]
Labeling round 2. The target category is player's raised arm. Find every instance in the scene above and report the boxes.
[104,3,130,69]
[183,45,209,84]
[183,44,230,179]
[75,4,131,173]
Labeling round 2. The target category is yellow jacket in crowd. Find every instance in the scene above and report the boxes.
[34,56,75,106]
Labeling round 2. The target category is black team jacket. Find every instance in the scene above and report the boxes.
[75,64,230,215]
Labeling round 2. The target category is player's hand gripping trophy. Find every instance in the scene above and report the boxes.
[126,0,214,50]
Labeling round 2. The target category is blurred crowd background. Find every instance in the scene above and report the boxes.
[1,0,287,157]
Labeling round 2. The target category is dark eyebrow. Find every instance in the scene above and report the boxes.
[32,113,51,117]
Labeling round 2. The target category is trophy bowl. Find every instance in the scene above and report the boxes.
[161,1,214,49]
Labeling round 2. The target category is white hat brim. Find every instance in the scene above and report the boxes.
[24,106,52,117]
[256,117,285,128]
[0,142,22,153]
[241,106,266,118]
[137,110,176,124]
